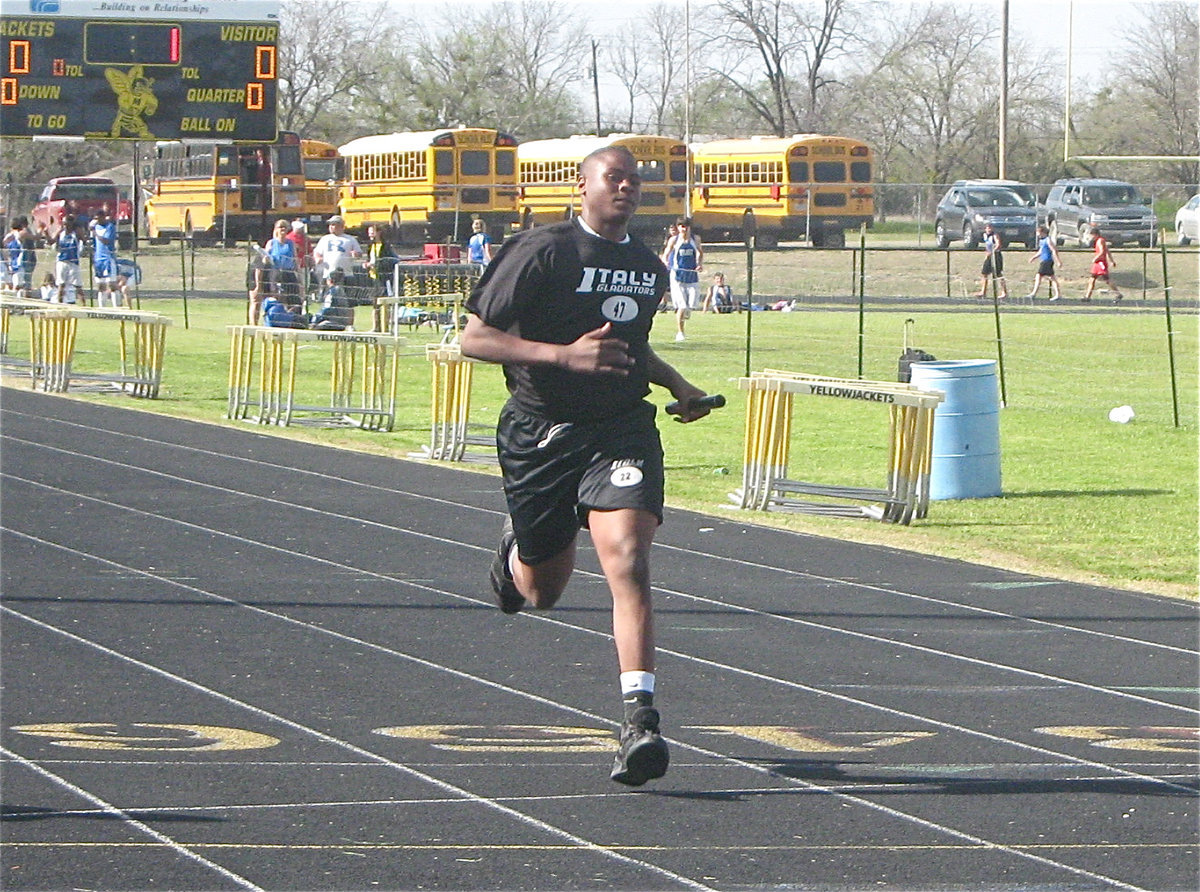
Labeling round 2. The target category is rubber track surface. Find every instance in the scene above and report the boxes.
[2,388,1197,891]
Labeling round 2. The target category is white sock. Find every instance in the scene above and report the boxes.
[620,671,655,696]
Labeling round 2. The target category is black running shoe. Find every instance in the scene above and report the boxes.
[610,706,669,786]
[489,517,525,614]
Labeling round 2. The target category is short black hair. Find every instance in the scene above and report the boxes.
[579,144,636,177]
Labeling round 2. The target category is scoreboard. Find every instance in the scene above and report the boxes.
[0,0,279,142]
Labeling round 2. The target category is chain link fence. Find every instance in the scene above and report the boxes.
[5,179,1195,242]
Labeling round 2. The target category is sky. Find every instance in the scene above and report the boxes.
[383,0,1173,101]
[389,0,1163,64]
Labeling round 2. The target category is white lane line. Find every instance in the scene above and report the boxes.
[2,600,1152,892]
[0,539,1168,892]
[4,415,1194,654]
[1,605,716,892]
[0,746,264,891]
[5,467,1196,718]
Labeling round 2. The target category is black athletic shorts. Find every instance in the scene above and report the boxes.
[981,253,1003,276]
[496,399,665,564]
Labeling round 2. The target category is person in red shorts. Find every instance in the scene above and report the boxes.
[1083,225,1123,303]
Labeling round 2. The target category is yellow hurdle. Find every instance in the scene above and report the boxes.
[735,371,944,524]
[1,294,52,356]
[418,339,496,463]
[23,306,170,397]
[374,291,467,334]
[225,326,406,430]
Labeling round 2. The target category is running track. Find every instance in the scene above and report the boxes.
[2,387,1197,891]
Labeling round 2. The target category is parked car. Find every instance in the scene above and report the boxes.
[31,176,133,248]
[934,183,1038,249]
[1043,178,1157,248]
[954,178,1043,223]
[1174,194,1199,246]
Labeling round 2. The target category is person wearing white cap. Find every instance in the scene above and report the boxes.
[285,220,310,267]
[312,215,362,287]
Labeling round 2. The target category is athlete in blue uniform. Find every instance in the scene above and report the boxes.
[662,218,703,341]
[53,215,83,304]
[1026,224,1062,300]
[90,209,120,307]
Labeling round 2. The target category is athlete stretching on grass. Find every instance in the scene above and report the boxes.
[460,145,714,786]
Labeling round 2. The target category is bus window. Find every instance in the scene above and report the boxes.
[850,162,871,183]
[461,150,490,176]
[670,160,688,182]
[274,144,302,176]
[638,159,666,183]
[788,161,808,183]
[496,151,515,177]
[305,159,338,181]
[813,161,844,183]
[216,147,238,176]
[435,150,454,177]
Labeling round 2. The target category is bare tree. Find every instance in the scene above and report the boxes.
[697,0,852,136]
[277,0,389,140]
[702,0,803,136]
[374,16,510,132]
[492,1,589,135]
[792,0,858,130]
[844,3,999,184]
[607,38,645,133]
[370,2,584,138]
[1080,1,1199,187]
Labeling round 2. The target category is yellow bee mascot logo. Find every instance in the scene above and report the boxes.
[105,65,159,139]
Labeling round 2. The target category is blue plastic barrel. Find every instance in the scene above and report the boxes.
[909,360,1002,500]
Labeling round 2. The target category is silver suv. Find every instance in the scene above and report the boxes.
[1043,178,1157,248]
[934,184,1038,249]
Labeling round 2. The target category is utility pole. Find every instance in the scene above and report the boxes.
[1064,0,1074,162]
[684,0,693,216]
[591,39,601,136]
[999,0,1009,177]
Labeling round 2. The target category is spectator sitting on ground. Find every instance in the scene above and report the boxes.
[309,269,355,330]
[39,272,57,301]
[262,293,309,329]
[702,272,735,313]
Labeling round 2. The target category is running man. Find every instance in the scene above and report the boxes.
[460,145,714,786]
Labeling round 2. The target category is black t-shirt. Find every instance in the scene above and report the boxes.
[466,219,667,423]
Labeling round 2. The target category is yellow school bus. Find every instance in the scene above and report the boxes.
[144,130,312,242]
[691,135,874,247]
[336,128,519,244]
[300,138,341,221]
[517,134,689,238]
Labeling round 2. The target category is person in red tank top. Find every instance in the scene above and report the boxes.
[1083,226,1123,302]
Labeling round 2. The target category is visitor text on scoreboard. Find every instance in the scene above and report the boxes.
[0,0,280,141]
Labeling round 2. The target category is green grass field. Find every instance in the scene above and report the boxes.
[5,240,1196,600]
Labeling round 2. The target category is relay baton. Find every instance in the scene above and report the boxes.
[666,394,726,415]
